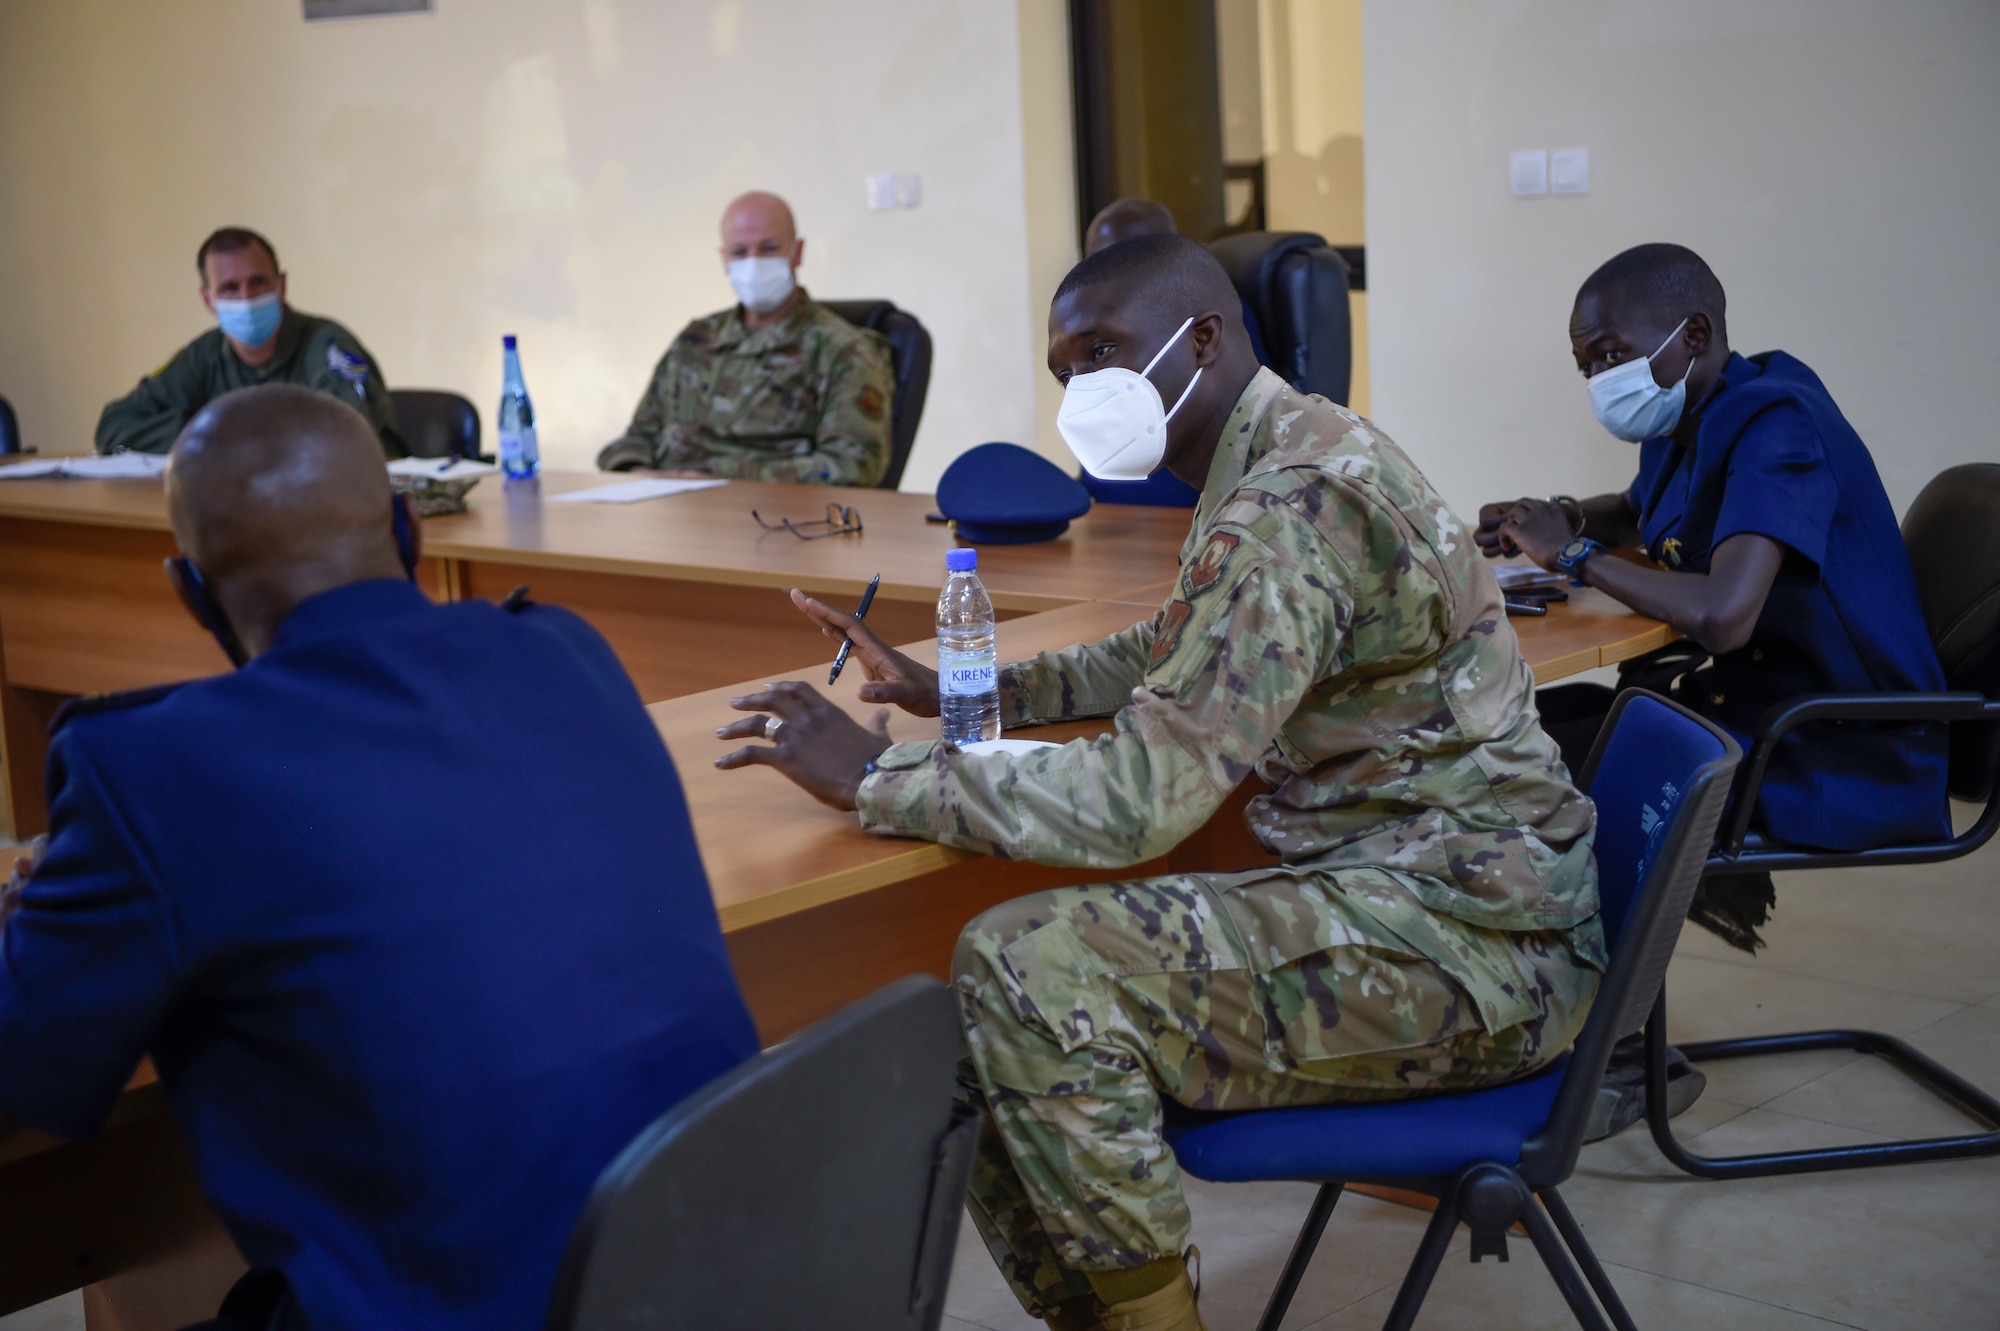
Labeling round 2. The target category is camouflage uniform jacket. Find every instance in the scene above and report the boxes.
[602,292,894,485]
[95,307,404,457]
[858,367,1601,939]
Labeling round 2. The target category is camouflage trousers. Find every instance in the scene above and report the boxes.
[952,866,1603,1317]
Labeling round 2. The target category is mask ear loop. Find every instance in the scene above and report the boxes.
[1141,317,1205,427]
[1648,317,1694,385]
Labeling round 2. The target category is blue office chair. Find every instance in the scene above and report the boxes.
[1162,691,1740,1331]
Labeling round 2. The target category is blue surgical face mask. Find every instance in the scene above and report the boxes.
[1587,317,1691,442]
[214,292,283,349]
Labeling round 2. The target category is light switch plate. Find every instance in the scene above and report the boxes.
[892,173,922,209]
[866,174,897,211]
[1551,148,1590,196]
[1510,150,1549,198]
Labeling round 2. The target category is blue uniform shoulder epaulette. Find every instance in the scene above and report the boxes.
[50,682,187,735]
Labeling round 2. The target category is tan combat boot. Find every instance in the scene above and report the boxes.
[1093,1250,1205,1331]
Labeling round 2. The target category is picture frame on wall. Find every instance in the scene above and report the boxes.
[304,0,431,20]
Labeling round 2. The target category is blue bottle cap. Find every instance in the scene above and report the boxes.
[503,334,518,350]
[946,548,978,572]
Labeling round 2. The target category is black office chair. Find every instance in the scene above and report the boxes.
[820,300,933,491]
[1207,231,1354,406]
[543,976,978,1331]
[389,389,484,461]
[1162,691,1740,1331]
[0,394,24,455]
[1646,461,2000,1178]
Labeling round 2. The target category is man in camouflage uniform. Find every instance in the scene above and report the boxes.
[714,236,1602,1331]
[96,227,404,457]
[596,192,894,485]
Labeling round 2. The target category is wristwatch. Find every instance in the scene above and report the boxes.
[1556,537,1607,587]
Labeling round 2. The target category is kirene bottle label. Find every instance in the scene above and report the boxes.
[939,651,997,697]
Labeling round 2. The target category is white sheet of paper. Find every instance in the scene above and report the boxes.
[1494,562,1564,590]
[58,453,169,479]
[549,478,730,504]
[0,459,67,479]
[960,738,1063,757]
[386,457,500,480]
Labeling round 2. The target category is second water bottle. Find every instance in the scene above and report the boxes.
[937,549,1001,746]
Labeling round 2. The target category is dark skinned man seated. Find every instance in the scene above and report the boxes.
[0,386,755,1331]
[1476,243,1948,1139]
[710,236,1603,1331]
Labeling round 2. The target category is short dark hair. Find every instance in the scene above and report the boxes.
[1055,233,1239,326]
[196,228,280,283]
[1577,243,1727,340]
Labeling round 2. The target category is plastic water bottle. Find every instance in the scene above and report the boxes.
[497,334,540,480]
[938,548,1001,746]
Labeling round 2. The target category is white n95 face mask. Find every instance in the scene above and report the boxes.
[727,256,795,315]
[1056,316,1203,480]
[1588,317,1692,442]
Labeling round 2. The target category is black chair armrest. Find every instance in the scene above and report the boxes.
[1718,691,1997,854]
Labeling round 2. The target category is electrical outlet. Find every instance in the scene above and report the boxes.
[1509,150,1549,198]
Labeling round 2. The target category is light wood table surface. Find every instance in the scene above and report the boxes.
[0,471,1194,836]
[0,468,1672,1329]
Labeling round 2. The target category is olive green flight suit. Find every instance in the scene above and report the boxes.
[96,307,404,457]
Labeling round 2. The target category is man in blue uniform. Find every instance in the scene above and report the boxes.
[0,385,757,1330]
[1476,243,1948,1134]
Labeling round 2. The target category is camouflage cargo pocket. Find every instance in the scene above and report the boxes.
[999,919,1116,1059]
[1213,867,1489,1075]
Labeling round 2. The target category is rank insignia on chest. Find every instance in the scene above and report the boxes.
[326,345,371,386]
[1182,530,1241,598]
[1659,536,1683,567]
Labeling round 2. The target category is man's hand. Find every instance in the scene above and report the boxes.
[790,589,941,717]
[1475,498,1576,569]
[714,680,895,810]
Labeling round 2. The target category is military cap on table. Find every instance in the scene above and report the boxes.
[935,442,1093,544]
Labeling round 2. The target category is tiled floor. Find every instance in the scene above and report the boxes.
[3,836,1994,1331]
[943,834,2000,1331]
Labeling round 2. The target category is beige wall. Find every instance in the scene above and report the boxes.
[1364,0,2000,521]
[1253,0,1368,414]
[0,0,1079,491]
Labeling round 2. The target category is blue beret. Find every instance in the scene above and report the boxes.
[937,442,1092,544]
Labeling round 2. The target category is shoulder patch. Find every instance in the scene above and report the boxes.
[1182,530,1241,598]
[1149,599,1195,667]
[857,383,887,421]
[52,682,187,734]
[326,343,370,386]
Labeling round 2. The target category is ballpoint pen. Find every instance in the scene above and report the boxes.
[829,573,881,684]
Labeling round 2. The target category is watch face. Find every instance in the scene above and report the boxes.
[1560,538,1589,562]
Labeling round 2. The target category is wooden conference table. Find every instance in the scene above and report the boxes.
[0,469,1673,1328]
